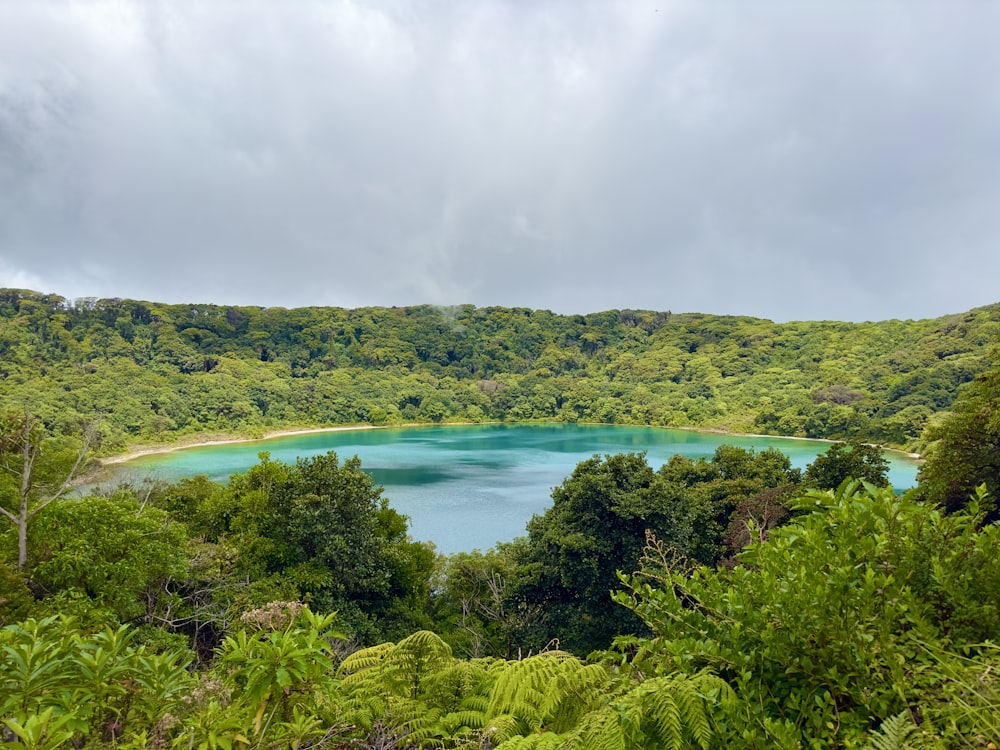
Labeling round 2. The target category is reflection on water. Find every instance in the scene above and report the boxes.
[107,424,920,555]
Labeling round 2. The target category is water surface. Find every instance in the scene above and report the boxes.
[111,424,919,554]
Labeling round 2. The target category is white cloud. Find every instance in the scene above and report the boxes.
[1,1,999,320]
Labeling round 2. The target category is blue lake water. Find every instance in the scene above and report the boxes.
[107,424,919,554]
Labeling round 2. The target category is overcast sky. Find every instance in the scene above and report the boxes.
[2,1,998,322]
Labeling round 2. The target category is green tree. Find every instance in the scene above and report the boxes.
[803,439,889,489]
[0,412,95,570]
[432,544,540,659]
[515,453,660,654]
[202,452,435,642]
[19,495,188,626]
[0,562,35,625]
[614,481,1000,746]
[516,448,802,655]
[918,358,1000,517]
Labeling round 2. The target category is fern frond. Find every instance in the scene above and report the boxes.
[607,670,728,750]
[562,705,624,750]
[869,711,921,750]
[382,630,454,700]
[438,709,488,732]
[494,731,567,749]
[482,713,525,744]
[488,652,579,729]
[338,641,393,679]
[461,694,491,714]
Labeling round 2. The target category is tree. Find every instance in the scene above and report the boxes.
[23,495,188,625]
[657,446,802,565]
[803,439,889,489]
[917,358,1000,517]
[0,411,95,570]
[614,481,1000,746]
[201,451,435,643]
[431,543,541,659]
[516,448,803,655]
[515,453,663,654]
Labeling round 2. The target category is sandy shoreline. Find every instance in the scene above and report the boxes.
[100,424,382,465]
[98,421,921,467]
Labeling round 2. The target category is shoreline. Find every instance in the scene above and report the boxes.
[99,424,383,466]
[674,425,921,460]
[97,421,921,467]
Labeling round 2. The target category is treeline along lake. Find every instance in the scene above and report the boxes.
[107,424,920,554]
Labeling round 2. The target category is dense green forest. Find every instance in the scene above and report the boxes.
[2,288,1000,747]
[2,288,999,453]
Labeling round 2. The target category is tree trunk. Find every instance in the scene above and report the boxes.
[17,507,27,571]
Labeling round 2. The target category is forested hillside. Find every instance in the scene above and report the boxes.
[2,288,998,453]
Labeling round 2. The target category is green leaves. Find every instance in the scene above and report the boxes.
[201,451,436,643]
[616,481,1000,746]
[516,447,802,654]
[0,615,194,747]
[25,495,188,624]
[2,708,76,750]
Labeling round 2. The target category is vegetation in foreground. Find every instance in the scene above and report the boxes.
[2,479,998,748]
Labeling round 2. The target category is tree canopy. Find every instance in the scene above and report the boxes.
[2,288,998,455]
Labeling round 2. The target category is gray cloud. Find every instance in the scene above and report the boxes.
[1,0,999,321]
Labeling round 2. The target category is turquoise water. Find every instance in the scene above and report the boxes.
[109,424,919,554]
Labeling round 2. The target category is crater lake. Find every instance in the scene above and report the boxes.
[104,424,920,554]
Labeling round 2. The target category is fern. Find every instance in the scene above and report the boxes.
[868,711,926,750]
[381,630,454,700]
[338,641,394,681]
[566,670,730,750]
[487,651,608,734]
[495,732,568,749]
[482,713,527,744]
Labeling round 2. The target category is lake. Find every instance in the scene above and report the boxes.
[108,424,920,554]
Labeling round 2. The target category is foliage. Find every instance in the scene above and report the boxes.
[1,475,999,748]
[0,411,94,570]
[0,562,35,625]
[614,481,1000,747]
[338,629,732,749]
[431,545,538,659]
[2,289,997,455]
[0,614,194,748]
[918,352,1000,519]
[216,605,343,739]
[12,495,188,626]
[514,447,801,654]
[802,438,891,489]
[199,451,436,643]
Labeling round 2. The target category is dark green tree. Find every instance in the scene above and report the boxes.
[21,495,188,625]
[655,446,802,564]
[917,359,1000,517]
[202,452,435,642]
[0,562,34,625]
[803,439,890,489]
[515,453,662,655]
[515,447,803,655]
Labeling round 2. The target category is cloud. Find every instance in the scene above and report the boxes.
[1,0,999,321]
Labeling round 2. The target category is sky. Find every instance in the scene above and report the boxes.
[2,1,999,323]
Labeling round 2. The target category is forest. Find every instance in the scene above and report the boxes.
[2,288,1000,748]
[2,288,999,454]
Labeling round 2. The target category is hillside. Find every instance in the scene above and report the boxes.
[1,288,998,453]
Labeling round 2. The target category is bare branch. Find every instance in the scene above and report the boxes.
[50,420,98,500]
